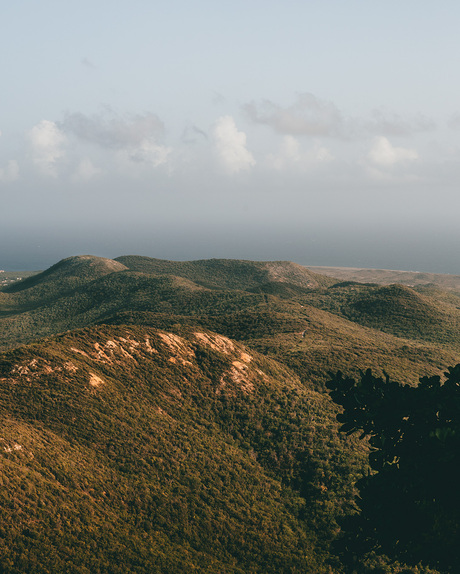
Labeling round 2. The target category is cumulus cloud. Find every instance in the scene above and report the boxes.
[27,120,66,177]
[61,110,164,149]
[367,136,418,167]
[0,159,19,182]
[269,136,333,170]
[244,93,345,137]
[213,116,255,174]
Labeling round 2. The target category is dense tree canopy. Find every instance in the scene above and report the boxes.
[327,365,460,572]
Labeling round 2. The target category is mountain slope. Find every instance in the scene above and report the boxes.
[0,324,365,573]
[3,255,127,303]
[2,256,460,389]
[301,282,460,347]
[0,270,269,350]
[0,255,454,572]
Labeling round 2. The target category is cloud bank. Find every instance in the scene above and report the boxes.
[0,93,456,195]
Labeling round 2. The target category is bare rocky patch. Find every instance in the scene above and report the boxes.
[89,373,105,388]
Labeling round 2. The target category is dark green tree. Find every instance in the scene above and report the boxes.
[327,365,460,572]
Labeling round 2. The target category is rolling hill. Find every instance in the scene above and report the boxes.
[115,255,335,291]
[1,254,458,572]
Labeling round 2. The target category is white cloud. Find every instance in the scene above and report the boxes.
[0,160,19,182]
[269,136,333,171]
[367,136,418,167]
[213,116,255,174]
[244,93,345,137]
[27,120,66,177]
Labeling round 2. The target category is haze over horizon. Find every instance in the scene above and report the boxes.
[2,1,460,273]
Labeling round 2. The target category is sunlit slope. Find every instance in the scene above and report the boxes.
[0,324,361,573]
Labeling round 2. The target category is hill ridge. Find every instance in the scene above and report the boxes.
[4,254,127,296]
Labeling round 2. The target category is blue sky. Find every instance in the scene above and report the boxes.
[2,1,460,271]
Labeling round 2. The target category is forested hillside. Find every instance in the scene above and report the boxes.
[1,255,458,572]
[0,324,366,573]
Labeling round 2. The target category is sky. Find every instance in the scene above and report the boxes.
[2,1,460,272]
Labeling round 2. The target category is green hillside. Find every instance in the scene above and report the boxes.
[3,255,460,365]
[1,254,459,572]
[115,255,335,290]
[299,282,460,347]
[4,255,127,300]
[0,324,366,573]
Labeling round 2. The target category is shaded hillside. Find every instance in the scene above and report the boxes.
[0,270,270,350]
[3,255,127,304]
[0,324,366,573]
[301,283,460,347]
[115,255,335,291]
[0,255,332,350]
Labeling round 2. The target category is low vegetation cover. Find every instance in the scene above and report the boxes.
[1,254,460,572]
